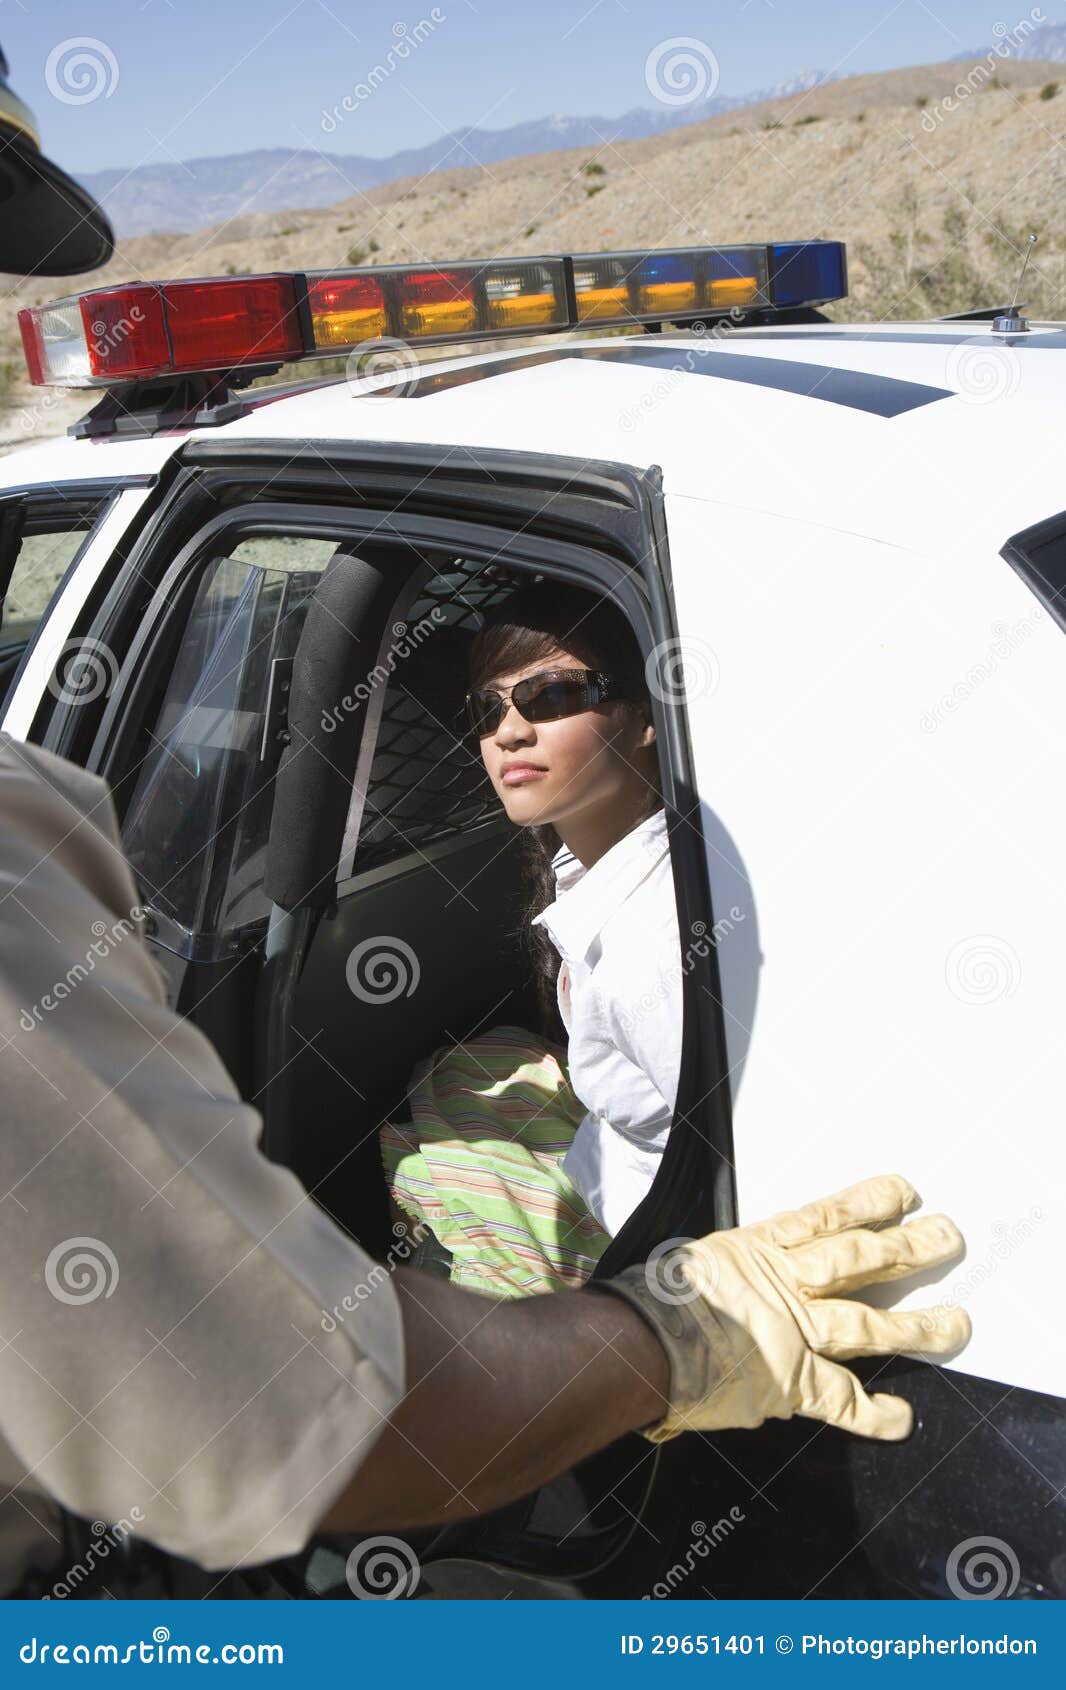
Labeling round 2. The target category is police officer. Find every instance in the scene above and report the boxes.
[0,45,972,1598]
[0,737,974,1593]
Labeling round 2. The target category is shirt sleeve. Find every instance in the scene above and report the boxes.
[0,733,405,1572]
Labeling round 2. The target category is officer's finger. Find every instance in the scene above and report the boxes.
[802,1354,914,1440]
[788,1214,964,1296]
[805,1298,972,1360]
[754,1173,920,1249]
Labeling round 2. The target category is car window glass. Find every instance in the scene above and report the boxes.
[121,534,338,956]
[0,503,109,649]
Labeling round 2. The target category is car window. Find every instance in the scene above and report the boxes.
[0,493,117,719]
[120,534,338,957]
[1,529,90,648]
[0,497,111,650]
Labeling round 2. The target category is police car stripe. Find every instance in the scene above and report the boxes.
[588,344,951,415]
[398,345,951,415]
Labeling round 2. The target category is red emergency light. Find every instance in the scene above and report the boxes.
[19,276,303,387]
[18,243,848,389]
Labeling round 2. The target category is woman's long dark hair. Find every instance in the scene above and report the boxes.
[467,578,662,1039]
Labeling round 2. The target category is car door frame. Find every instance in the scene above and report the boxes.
[0,477,157,742]
[73,435,739,1253]
[39,435,741,1587]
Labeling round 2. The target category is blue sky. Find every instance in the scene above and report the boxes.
[1,1,1047,173]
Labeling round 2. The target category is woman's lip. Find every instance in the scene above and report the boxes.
[501,766,548,785]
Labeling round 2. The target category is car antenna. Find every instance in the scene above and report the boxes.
[992,233,1037,335]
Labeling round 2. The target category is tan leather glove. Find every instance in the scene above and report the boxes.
[604,1173,970,1442]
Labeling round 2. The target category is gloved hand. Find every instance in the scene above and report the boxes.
[605,1173,970,1442]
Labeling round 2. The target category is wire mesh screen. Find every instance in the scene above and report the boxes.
[351,559,541,871]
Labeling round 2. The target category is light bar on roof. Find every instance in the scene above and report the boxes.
[573,246,769,324]
[19,275,303,387]
[18,241,847,388]
[306,257,569,352]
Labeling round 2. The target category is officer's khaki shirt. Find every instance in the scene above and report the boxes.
[0,732,404,1591]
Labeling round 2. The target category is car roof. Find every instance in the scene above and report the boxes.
[3,320,1064,553]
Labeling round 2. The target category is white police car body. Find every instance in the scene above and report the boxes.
[1,243,1063,1599]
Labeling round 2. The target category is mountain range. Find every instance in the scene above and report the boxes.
[58,19,1066,239]
[952,19,1066,62]
[77,70,835,237]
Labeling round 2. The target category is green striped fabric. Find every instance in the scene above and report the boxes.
[380,1023,611,1298]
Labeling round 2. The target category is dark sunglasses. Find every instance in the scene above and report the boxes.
[465,667,634,738]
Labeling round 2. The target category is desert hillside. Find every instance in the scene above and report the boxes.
[3,54,1064,451]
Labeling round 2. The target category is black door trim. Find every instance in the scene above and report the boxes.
[177,439,738,1245]
[1001,508,1066,634]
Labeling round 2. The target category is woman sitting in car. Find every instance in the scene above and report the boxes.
[381,579,682,1297]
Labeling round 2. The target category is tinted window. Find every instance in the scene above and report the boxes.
[121,535,337,955]
[0,494,112,694]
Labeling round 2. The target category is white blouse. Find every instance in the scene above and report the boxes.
[530,805,682,1236]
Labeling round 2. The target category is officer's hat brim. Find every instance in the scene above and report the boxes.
[0,122,114,277]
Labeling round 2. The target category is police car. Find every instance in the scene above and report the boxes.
[1,241,1064,1601]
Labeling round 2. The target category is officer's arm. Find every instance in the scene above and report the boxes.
[0,733,668,1570]
[318,1272,670,1532]
[323,1163,972,1532]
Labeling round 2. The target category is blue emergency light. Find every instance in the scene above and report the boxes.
[19,241,848,388]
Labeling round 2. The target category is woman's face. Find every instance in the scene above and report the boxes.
[475,645,657,830]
